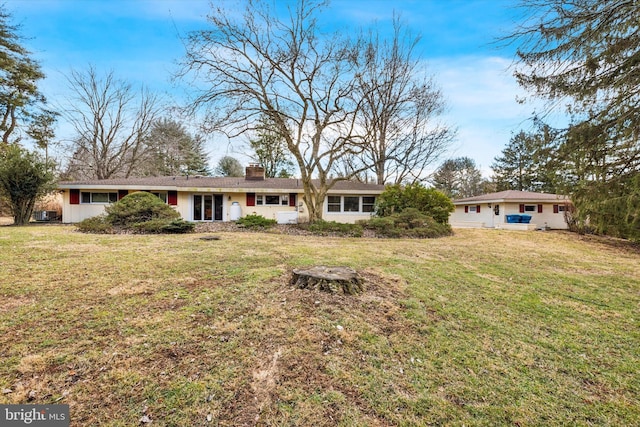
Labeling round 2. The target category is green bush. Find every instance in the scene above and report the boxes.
[305,220,363,237]
[376,183,454,224]
[161,219,196,234]
[105,192,180,226]
[76,192,194,234]
[363,208,452,238]
[76,215,113,234]
[236,214,277,229]
[132,218,196,234]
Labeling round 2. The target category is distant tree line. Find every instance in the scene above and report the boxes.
[2,0,639,237]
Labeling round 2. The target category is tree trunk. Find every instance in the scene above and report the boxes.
[291,266,364,295]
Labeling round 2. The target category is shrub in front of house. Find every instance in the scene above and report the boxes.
[76,192,195,234]
[76,215,114,234]
[132,218,196,234]
[105,192,180,226]
[304,220,364,237]
[375,183,454,224]
[236,214,277,229]
[363,208,452,238]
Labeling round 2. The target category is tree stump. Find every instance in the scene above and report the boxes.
[291,266,364,295]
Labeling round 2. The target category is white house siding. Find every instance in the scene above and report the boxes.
[449,205,494,228]
[324,212,376,224]
[450,202,569,230]
[61,190,106,223]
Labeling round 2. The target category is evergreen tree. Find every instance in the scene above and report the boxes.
[431,157,485,199]
[215,156,244,177]
[0,6,52,145]
[512,0,640,238]
[143,118,211,176]
[248,116,294,178]
[491,127,557,193]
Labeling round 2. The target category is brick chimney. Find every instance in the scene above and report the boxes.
[245,164,265,181]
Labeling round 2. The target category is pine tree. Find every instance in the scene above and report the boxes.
[143,118,211,176]
[512,0,640,238]
[431,157,485,199]
[0,6,51,145]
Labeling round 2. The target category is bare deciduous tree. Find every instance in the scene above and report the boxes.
[349,18,454,185]
[62,67,161,180]
[180,0,368,221]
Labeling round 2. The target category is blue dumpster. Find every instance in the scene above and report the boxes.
[506,215,521,223]
[520,215,532,223]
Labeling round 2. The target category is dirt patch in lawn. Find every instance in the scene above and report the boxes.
[212,268,411,425]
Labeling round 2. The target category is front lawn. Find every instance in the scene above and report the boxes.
[0,226,638,425]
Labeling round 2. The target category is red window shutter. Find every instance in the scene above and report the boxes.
[464,206,468,213]
[118,190,128,200]
[70,189,80,205]
[289,193,296,207]
[553,204,559,214]
[519,204,525,213]
[168,191,178,206]
[476,205,481,213]
[538,204,543,213]
[246,192,256,207]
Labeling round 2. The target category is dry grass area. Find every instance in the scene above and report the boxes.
[0,225,639,426]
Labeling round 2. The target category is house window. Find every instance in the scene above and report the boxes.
[265,195,280,205]
[362,196,376,213]
[343,196,360,212]
[326,195,377,213]
[327,196,341,212]
[81,192,117,204]
[151,192,167,203]
[524,205,536,212]
[256,194,289,206]
[554,204,567,213]
[469,206,477,213]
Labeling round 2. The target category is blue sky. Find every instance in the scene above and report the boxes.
[9,0,540,177]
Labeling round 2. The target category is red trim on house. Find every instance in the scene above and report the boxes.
[168,191,178,206]
[118,190,128,200]
[519,204,525,213]
[70,189,80,205]
[476,205,480,213]
[465,206,468,213]
[289,193,296,207]
[553,204,559,213]
[246,192,256,207]
[537,204,543,213]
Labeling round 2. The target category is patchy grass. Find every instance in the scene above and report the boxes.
[0,225,639,426]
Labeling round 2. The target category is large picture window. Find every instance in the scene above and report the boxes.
[81,192,117,204]
[325,195,377,214]
[256,194,290,206]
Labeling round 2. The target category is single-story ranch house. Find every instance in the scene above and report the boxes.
[449,190,572,230]
[57,166,385,224]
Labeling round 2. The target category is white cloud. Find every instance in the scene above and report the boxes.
[427,55,542,176]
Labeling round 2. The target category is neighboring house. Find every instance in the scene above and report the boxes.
[57,166,384,224]
[449,190,572,230]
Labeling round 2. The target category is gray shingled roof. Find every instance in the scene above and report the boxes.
[453,190,570,204]
[58,176,385,192]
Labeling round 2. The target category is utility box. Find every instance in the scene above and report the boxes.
[277,211,298,224]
